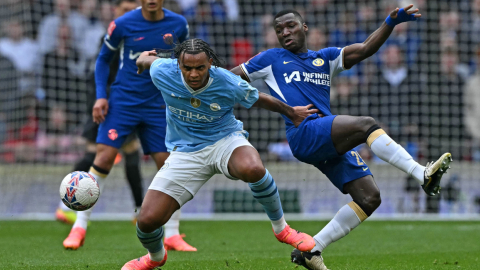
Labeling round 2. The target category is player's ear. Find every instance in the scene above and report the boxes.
[208,58,213,66]
[303,23,308,33]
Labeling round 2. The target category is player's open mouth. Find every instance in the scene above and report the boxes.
[284,39,294,46]
[148,3,157,8]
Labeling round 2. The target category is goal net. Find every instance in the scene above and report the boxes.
[1,0,479,220]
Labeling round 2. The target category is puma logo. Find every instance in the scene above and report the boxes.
[386,140,393,146]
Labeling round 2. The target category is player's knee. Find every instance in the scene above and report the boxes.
[358,116,377,131]
[137,211,167,233]
[237,161,266,183]
[358,190,382,215]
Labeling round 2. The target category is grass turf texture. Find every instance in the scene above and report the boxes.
[0,221,479,269]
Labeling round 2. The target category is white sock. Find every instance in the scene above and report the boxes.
[72,167,107,230]
[149,246,166,262]
[368,130,425,185]
[271,215,287,234]
[312,202,367,253]
[164,209,180,238]
[59,201,71,211]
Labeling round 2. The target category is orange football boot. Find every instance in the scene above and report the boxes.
[164,234,197,251]
[121,251,167,270]
[55,208,76,225]
[63,227,86,250]
[274,224,315,252]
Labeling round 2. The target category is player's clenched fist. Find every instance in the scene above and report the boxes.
[92,98,109,124]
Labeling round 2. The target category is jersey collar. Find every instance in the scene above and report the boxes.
[289,49,315,59]
[180,72,214,95]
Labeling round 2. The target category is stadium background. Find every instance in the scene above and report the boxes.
[0,0,479,220]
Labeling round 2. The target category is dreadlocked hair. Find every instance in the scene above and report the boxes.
[174,38,223,67]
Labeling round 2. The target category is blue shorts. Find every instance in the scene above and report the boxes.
[287,114,372,193]
[97,106,167,154]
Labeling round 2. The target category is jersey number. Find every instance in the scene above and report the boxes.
[350,151,365,166]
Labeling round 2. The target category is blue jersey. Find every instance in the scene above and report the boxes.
[241,48,346,130]
[150,58,259,152]
[100,8,189,108]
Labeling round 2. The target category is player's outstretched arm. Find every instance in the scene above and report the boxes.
[136,50,159,74]
[343,4,421,69]
[252,93,319,127]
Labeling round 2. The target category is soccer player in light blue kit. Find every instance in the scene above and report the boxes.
[121,39,318,270]
[63,0,196,252]
[231,5,452,269]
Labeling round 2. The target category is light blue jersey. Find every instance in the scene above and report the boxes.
[150,58,259,152]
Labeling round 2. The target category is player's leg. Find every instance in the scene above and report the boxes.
[225,140,314,252]
[331,115,451,195]
[312,175,379,253]
[56,121,99,224]
[292,152,373,270]
[139,114,196,252]
[123,147,213,269]
[56,141,97,224]
[120,137,143,213]
[64,108,138,250]
[122,190,177,270]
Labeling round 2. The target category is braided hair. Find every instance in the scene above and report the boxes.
[174,38,223,67]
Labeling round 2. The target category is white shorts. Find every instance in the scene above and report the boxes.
[149,131,253,206]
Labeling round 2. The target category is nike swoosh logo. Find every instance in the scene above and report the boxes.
[283,61,292,64]
[386,140,393,146]
[363,167,368,171]
[134,37,145,41]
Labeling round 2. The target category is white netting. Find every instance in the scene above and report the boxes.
[1,0,480,219]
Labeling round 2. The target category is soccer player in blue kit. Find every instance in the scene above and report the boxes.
[121,39,318,270]
[231,5,452,269]
[63,0,196,252]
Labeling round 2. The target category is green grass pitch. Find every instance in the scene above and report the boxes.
[0,220,479,269]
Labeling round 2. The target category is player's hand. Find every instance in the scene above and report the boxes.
[291,104,319,127]
[92,98,109,124]
[136,50,157,74]
[386,4,421,27]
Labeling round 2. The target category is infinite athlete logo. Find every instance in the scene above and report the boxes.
[190,98,201,108]
[313,58,324,66]
[108,129,118,140]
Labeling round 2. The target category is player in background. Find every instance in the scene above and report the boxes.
[63,0,196,252]
[55,0,143,227]
[121,39,318,270]
[231,5,452,269]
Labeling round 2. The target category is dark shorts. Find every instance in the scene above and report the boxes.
[96,106,167,154]
[288,114,372,193]
[81,117,137,145]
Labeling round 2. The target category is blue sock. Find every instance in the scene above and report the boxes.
[136,224,164,253]
[249,169,284,221]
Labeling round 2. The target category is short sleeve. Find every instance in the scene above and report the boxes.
[103,20,124,51]
[319,47,347,79]
[225,71,259,108]
[240,50,277,82]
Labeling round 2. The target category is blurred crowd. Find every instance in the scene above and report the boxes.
[0,0,480,164]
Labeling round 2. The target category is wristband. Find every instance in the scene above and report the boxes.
[385,7,417,27]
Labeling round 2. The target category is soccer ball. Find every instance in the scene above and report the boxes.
[59,171,100,211]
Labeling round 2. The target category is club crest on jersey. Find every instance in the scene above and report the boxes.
[210,103,221,111]
[108,129,118,140]
[190,98,201,108]
[313,58,324,66]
